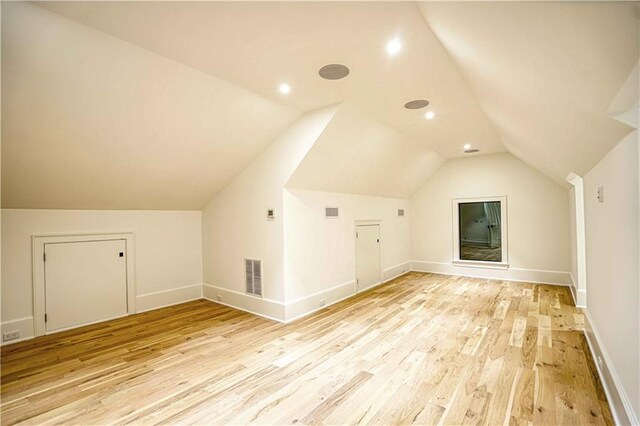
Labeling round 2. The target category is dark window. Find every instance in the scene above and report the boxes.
[458,201,502,262]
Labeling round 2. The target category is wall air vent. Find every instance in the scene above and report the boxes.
[245,259,263,297]
[325,207,339,218]
[398,209,405,217]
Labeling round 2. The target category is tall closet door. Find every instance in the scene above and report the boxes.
[44,239,128,333]
[355,224,381,293]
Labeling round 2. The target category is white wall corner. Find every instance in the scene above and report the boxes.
[569,276,578,306]
[285,280,355,323]
[203,284,285,323]
[569,273,587,308]
[575,288,587,309]
[383,262,411,283]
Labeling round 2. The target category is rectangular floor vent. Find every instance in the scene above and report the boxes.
[245,259,263,297]
[325,207,339,218]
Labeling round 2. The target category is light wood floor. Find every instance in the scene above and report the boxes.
[1,272,612,425]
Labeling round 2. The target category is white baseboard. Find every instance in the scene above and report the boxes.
[357,280,383,293]
[569,284,578,305]
[576,288,587,308]
[1,317,35,346]
[410,260,571,286]
[285,280,355,323]
[583,311,638,425]
[569,273,587,308]
[203,284,285,322]
[202,262,413,325]
[136,284,203,313]
[383,261,411,283]
[285,266,412,323]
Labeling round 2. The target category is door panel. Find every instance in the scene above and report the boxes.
[355,225,381,293]
[44,239,128,333]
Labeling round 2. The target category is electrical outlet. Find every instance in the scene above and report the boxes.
[319,299,326,307]
[3,331,20,342]
[216,295,222,302]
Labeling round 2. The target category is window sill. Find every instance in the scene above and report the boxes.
[452,260,509,270]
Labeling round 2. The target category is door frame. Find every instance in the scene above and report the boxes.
[353,221,382,294]
[32,232,136,337]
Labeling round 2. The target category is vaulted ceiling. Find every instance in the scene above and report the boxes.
[2,2,299,210]
[418,1,639,183]
[2,1,638,209]
[34,1,504,159]
[287,103,444,199]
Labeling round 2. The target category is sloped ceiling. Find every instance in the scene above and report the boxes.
[609,60,639,129]
[418,2,639,183]
[3,1,638,209]
[1,2,299,209]
[35,1,504,159]
[286,103,444,198]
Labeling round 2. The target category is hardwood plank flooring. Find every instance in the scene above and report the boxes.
[1,272,613,425]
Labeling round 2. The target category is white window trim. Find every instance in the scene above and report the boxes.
[452,196,509,270]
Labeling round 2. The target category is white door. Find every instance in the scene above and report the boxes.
[355,225,381,293]
[44,239,128,333]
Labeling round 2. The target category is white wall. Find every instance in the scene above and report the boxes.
[201,106,337,315]
[1,209,203,341]
[410,152,571,284]
[583,130,639,422]
[283,189,410,320]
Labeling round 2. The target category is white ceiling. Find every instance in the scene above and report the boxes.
[287,103,444,198]
[2,2,299,209]
[2,1,638,209]
[35,1,505,160]
[418,1,639,183]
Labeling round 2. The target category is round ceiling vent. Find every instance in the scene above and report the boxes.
[404,99,430,109]
[319,64,350,80]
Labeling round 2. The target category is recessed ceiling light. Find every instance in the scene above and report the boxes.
[279,83,291,94]
[319,64,350,80]
[404,99,429,110]
[386,38,402,55]
[425,111,435,120]
[464,144,471,150]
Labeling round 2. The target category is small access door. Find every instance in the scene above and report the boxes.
[355,224,381,293]
[44,239,128,333]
